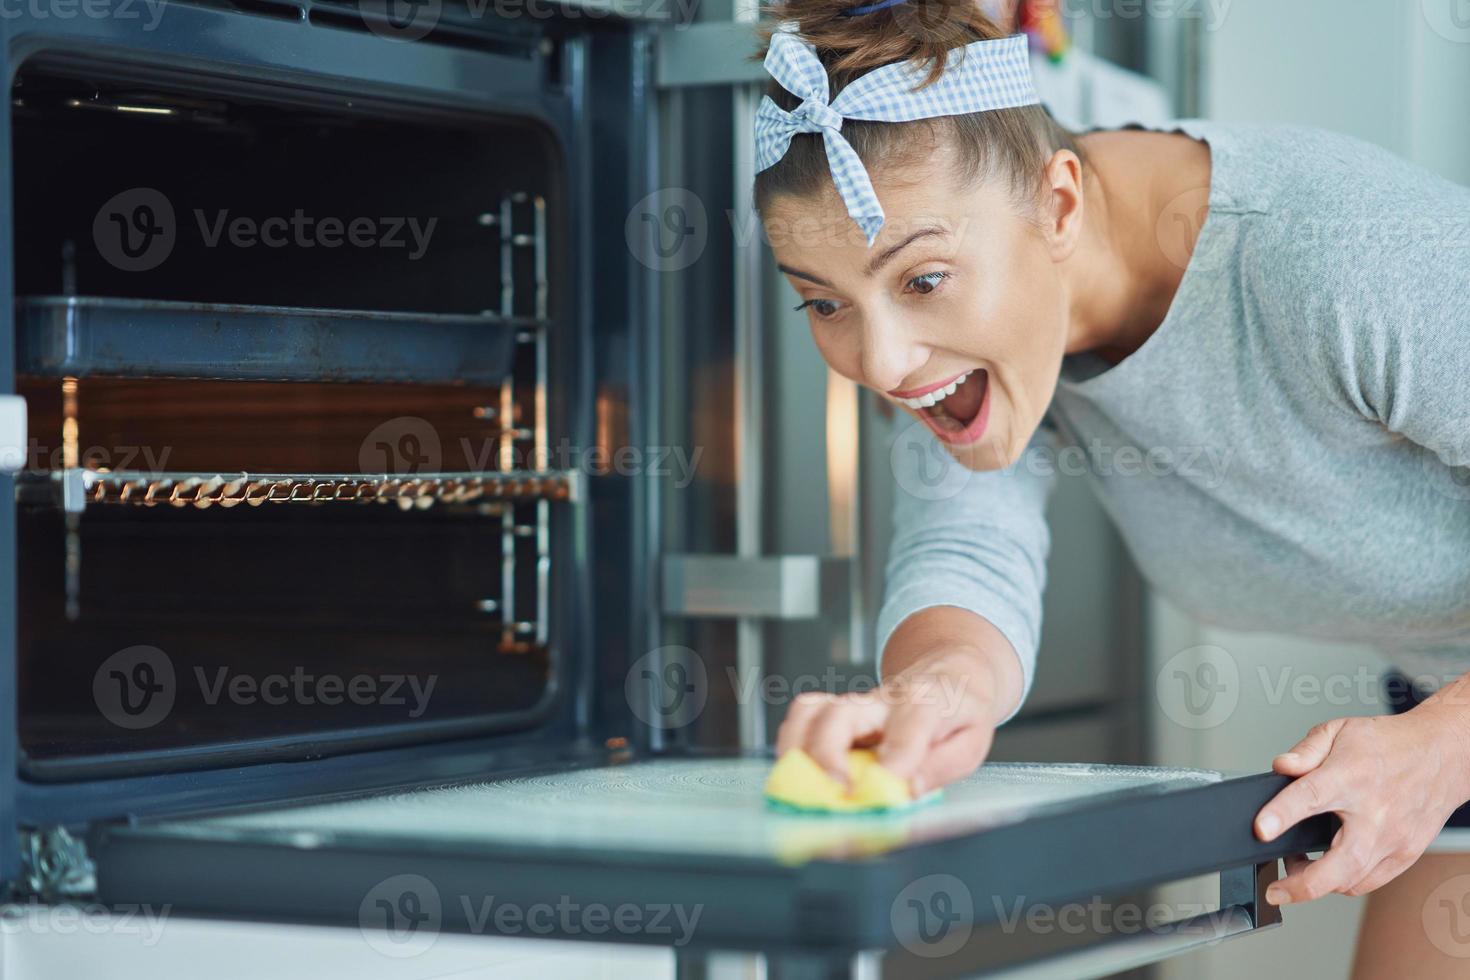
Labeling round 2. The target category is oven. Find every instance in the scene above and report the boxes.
[0,4,1335,977]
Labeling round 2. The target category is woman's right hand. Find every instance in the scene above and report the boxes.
[773,640,1014,797]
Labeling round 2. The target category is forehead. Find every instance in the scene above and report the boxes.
[760,166,1010,267]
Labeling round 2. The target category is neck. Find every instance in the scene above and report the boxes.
[1061,130,1204,366]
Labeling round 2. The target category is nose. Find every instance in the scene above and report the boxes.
[859,313,927,395]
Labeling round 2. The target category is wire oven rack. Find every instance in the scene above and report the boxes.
[16,468,581,512]
[17,191,563,650]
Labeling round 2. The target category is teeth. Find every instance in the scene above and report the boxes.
[898,371,971,411]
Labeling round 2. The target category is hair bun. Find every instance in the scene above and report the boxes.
[756,0,1008,89]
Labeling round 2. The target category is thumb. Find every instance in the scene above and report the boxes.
[1273,719,1345,775]
[911,725,993,798]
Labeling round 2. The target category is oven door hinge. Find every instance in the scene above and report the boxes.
[14,826,97,901]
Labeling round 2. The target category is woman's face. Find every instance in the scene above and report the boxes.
[762,141,1078,471]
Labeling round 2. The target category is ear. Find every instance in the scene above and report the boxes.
[1041,148,1085,263]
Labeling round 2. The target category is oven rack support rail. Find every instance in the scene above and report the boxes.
[16,297,541,385]
[16,467,584,513]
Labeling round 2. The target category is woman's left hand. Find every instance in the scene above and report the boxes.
[1254,705,1470,904]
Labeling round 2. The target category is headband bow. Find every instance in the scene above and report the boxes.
[754,27,1039,247]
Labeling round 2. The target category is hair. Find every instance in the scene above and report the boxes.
[752,0,1085,224]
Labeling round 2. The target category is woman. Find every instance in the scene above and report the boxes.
[753,0,1470,974]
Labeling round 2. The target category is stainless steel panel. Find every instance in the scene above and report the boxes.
[662,554,851,619]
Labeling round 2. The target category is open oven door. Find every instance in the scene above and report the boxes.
[87,753,1336,978]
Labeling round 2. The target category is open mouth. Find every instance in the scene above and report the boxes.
[911,369,990,446]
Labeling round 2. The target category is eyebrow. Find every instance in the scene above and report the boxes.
[776,226,950,289]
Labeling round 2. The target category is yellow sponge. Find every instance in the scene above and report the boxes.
[764,748,928,814]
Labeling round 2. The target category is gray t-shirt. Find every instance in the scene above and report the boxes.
[877,119,1470,721]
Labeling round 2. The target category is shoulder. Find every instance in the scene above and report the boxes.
[1182,122,1470,424]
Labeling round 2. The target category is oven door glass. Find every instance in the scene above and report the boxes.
[91,755,1335,965]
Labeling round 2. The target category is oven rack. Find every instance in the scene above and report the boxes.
[16,468,583,513]
[16,296,542,384]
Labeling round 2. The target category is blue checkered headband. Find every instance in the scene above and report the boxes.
[754,27,1039,247]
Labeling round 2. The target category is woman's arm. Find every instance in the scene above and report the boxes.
[774,606,1025,796]
[774,419,1057,792]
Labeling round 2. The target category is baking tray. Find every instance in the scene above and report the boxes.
[16,295,527,384]
[91,752,1338,954]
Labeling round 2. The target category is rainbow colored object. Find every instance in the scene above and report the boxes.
[1020,0,1071,63]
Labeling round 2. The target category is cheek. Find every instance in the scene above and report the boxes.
[809,324,862,382]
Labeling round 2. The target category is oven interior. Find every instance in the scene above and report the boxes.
[11,64,576,775]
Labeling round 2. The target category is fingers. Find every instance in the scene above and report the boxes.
[802,694,889,784]
[1272,719,1346,776]
[1281,852,1313,882]
[1268,825,1376,905]
[775,692,835,758]
[1257,769,1341,842]
[874,697,946,781]
[910,724,993,797]
[1343,854,1412,898]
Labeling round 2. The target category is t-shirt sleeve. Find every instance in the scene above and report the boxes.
[875,419,1059,726]
[1347,282,1470,471]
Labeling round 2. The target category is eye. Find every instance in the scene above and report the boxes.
[794,297,842,318]
[907,271,948,295]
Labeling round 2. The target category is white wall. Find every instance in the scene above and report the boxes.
[1150,2,1470,978]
